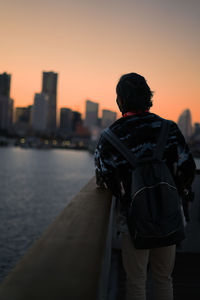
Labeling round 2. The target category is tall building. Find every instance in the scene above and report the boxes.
[101,109,117,128]
[0,72,13,130]
[60,108,73,134]
[32,93,48,132]
[177,109,193,142]
[42,71,58,132]
[85,100,99,128]
[0,72,11,97]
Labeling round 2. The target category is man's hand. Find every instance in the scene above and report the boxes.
[96,172,107,189]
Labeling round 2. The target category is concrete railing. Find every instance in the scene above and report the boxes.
[0,177,113,300]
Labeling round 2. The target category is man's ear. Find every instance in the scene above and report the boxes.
[116,96,123,112]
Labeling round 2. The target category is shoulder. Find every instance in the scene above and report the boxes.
[153,115,180,132]
[98,117,126,143]
[163,118,182,135]
[156,117,185,146]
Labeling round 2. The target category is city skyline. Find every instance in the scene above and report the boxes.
[0,0,199,123]
[1,70,200,152]
[2,69,200,126]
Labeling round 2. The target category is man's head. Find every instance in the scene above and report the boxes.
[116,73,153,114]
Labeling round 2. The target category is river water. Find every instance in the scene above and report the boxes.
[0,147,94,283]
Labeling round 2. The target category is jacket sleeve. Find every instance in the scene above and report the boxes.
[94,134,122,198]
[173,122,196,194]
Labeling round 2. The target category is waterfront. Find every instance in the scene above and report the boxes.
[0,146,199,284]
[0,147,94,283]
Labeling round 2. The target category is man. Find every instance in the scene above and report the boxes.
[95,73,196,300]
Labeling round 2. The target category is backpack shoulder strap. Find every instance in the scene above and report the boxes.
[153,119,170,160]
[103,128,137,169]
[103,119,170,167]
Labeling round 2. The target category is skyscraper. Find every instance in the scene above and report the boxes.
[101,109,117,128]
[32,93,48,132]
[0,72,13,130]
[0,72,11,97]
[85,100,99,128]
[42,71,58,132]
[177,109,193,142]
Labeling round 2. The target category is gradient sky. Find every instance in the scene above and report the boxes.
[0,0,199,122]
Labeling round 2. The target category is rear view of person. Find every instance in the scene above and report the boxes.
[95,73,196,300]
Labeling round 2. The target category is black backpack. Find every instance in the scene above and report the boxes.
[104,120,185,249]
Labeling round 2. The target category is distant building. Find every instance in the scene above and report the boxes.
[14,106,32,135]
[85,100,99,128]
[60,108,73,134]
[0,72,11,97]
[0,96,9,130]
[0,72,13,130]
[15,107,31,124]
[42,71,58,132]
[60,109,86,136]
[194,123,200,136]
[71,111,90,137]
[32,93,48,132]
[101,109,117,128]
[72,111,82,132]
[177,109,193,142]
[7,98,14,128]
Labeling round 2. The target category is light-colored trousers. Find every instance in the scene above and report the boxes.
[122,233,176,300]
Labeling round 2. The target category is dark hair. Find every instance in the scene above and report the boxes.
[116,73,153,113]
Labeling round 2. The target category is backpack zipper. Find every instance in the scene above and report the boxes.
[130,182,177,209]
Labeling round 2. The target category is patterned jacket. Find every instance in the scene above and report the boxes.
[94,112,196,229]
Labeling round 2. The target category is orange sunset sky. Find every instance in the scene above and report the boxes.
[0,0,199,123]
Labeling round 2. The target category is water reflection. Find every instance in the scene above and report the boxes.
[0,147,94,282]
